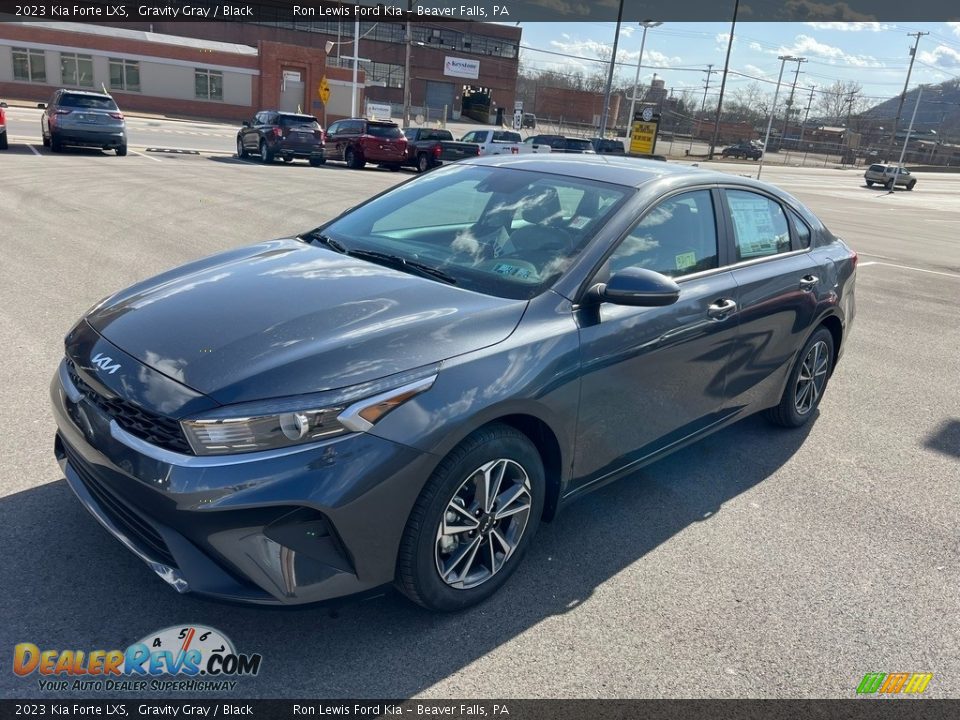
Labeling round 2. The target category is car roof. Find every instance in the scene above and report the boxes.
[58,89,113,97]
[462,154,731,188]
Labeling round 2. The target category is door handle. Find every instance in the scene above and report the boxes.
[707,298,737,319]
[800,275,819,291]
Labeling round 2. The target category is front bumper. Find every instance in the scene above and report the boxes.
[51,361,436,605]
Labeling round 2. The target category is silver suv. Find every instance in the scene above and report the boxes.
[864,163,916,191]
[40,89,127,155]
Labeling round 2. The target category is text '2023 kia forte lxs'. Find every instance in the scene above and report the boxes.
[52,156,857,611]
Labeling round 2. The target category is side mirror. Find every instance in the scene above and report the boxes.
[588,267,681,307]
[37,103,46,109]
[242,120,250,127]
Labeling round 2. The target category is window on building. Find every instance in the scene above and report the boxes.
[60,53,94,88]
[12,47,47,83]
[326,57,404,89]
[108,59,140,92]
[195,69,224,101]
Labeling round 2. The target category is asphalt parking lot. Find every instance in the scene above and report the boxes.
[1,145,958,699]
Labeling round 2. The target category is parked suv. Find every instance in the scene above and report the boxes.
[590,137,626,155]
[324,118,408,170]
[237,111,326,165]
[864,163,916,190]
[721,142,762,160]
[0,100,8,150]
[40,90,127,155]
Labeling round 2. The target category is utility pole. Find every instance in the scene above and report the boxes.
[402,0,412,127]
[797,84,815,148]
[689,64,716,152]
[841,90,856,167]
[896,85,923,172]
[887,31,928,160]
[709,0,741,158]
[626,21,663,143]
[780,57,806,147]
[598,0,625,139]
[757,55,797,180]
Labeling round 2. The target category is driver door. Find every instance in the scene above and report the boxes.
[571,188,741,490]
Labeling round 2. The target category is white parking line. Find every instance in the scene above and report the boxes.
[859,261,960,279]
[131,150,161,163]
[25,144,41,156]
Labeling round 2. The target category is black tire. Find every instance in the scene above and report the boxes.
[115,144,127,157]
[42,134,50,148]
[396,423,545,612]
[907,181,916,191]
[345,147,364,169]
[0,133,7,150]
[416,153,431,173]
[283,156,294,163]
[309,156,326,167]
[865,180,873,187]
[236,137,247,159]
[764,326,835,428]
[259,140,274,164]
[50,133,62,153]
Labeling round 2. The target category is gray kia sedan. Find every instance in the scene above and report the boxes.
[52,156,857,611]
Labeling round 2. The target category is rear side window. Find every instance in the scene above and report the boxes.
[59,94,117,110]
[367,124,402,139]
[610,190,719,277]
[726,190,791,260]
[790,210,812,250]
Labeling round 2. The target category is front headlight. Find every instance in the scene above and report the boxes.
[181,367,438,456]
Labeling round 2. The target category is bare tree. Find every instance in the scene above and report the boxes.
[817,80,866,123]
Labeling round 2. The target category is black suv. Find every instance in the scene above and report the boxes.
[721,142,762,160]
[237,111,325,165]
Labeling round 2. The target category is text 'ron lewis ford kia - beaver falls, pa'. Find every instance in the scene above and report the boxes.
[51,155,856,612]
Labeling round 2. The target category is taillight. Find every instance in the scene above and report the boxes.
[55,109,72,116]
[321,130,327,143]
[109,112,123,120]
[433,145,442,158]
[273,127,283,138]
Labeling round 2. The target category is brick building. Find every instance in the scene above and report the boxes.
[531,86,621,127]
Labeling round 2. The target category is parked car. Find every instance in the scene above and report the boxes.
[52,155,856,612]
[864,163,916,190]
[0,101,7,150]
[39,89,126,155]
[324,118,407,170]
[522,113,537,129]
[561,138,595,154]
[524,134,565,153]
[590,137,626,155]
[402,127,479,173]
[459,129,531,156]
[721,142,762,160]
[237,111,325,166]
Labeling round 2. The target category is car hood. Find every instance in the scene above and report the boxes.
[87,239,527,405]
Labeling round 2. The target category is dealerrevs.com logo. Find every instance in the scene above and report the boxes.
[13,625,262,692]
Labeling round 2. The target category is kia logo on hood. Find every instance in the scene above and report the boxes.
[91,352,121,375]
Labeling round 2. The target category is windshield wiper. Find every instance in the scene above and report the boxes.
[300,230,347,254]
[347,250,458,285]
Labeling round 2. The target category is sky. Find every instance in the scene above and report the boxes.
[515,22,960,107]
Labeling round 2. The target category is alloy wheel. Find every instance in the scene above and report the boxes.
[795,340,830,415]
[434,458,532,590]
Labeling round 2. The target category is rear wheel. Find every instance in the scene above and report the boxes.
[115,144,127,157]
[259,140,273,163]
[283,156,293,163]
[765,327,835,428]
[236,137,247,158]
[865,180,873,187]
[417,153,431,173]
[50,133,62,152]
[396,424,544,612]
[345,147,364,169]
[309,156,326,167]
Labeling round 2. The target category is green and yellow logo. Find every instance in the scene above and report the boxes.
[857,672,933,695]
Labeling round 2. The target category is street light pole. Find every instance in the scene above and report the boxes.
[757,55,796,180]
[627,21,662,142]
[351,18,360,117]
[689,64,715,153]
[709,0,740,159]
[403,3,412,127]
[780,57,806,146]
[887,31,927,161]
[896,85,923,170]
[598,0,625,139]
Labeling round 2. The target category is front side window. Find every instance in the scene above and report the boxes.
[12,47,46,83]
[726,190,791,261]
[108,59,140,92]
[60,53,94,87]
[609,190,719,277]
[318,164,630,299]
[195,69,224,101]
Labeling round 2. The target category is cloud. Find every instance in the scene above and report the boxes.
[743,64,771,78]
[548,38,681,67]
[619,26,635,37]
[803,22,890,31]
[918,45,960,68]
[948,22,960,38]
[771,34,884,67]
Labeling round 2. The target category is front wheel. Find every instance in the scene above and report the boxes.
[907,181,916,191]
[345,147,364,169]
[0,133,7,150]
[396,424,545,612]
[236,137,247,158]
[765,327,835,428]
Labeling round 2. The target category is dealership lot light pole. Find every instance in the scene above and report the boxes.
[598,0,625,139]
[626,21,662,143]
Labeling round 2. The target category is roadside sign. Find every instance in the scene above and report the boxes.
[317,76,331,105]
[366,102,392,119]
[513,110,523,131]
[514,101,523,111]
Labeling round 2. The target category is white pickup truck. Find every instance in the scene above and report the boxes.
[459,129,536,156]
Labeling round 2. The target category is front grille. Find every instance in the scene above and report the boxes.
[65,358,193,454]
[63,441,178,569]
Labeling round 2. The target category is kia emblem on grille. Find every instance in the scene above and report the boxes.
[91,352,121,375]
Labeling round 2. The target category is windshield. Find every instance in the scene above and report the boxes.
[367,124,403,139]
[315,164,631,300]
[60,94,118,110]
[279,114,320,129]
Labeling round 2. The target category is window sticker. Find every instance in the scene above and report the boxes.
[492,263,533,279]
[728,195,787,258]
[675,252,697,271]
[569,216,590,230]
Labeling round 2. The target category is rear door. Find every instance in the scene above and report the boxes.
[572,188,740,490]
[720,188,820,410]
